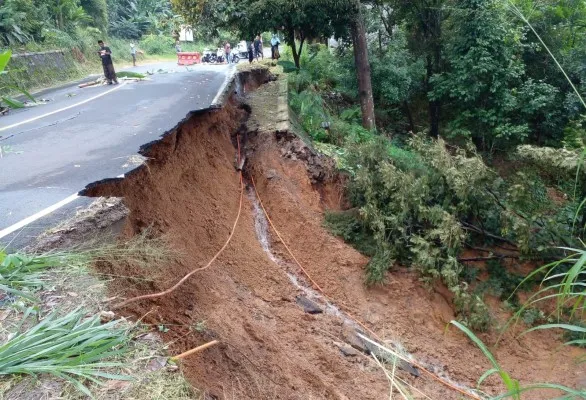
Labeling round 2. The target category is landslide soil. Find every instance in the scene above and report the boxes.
[84,79,585,399]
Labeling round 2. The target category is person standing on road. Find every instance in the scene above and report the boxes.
[98,40,118,85]
[130,43,137,67]
[254,35,262,61]
[224,41,232,64]
[175,40,182,53]
[270,33,280,60]
[248,40,254,64]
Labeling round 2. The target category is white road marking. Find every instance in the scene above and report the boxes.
[0,175,126,240]
[1,67,232,240]
[0,82,127,133]
[211,67,236,107]
[0,193,79,239]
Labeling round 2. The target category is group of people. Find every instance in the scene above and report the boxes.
[223,33,281,65]
[97,32,283,84]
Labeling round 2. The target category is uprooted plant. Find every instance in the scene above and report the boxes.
[324,134,585,331]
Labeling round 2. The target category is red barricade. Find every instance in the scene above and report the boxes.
[177,52,201,65]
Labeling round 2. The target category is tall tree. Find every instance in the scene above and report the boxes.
[352,3,376,130]
[385,0,447,137]
[172,0,377,130]
[80,0,108,32]
[430,0,539,150]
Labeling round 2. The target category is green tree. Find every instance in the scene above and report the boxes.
[383,0,448,137]
[80,0,108,32]
[0,0,49,45]
[430,0,530,150]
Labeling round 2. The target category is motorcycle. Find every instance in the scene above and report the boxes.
[202,49,216,63]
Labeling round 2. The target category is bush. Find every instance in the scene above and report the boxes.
[139,34,175,55]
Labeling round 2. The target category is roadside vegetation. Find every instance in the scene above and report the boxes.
[170,0,586,397]
[0,231,197,399]
[0,0,240,94]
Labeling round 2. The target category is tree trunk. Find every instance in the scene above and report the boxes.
[287,28,304,69]
[403,101,415,132]
[57,0,64,30]
[351,8,376,130]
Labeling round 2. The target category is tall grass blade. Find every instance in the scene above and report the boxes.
[0,308,132,397]
[450,321,521,400]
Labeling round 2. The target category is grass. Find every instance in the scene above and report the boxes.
[0,308,131,397]
[0,251,63,302]
[451,320,586,399]
[0,225,191,399]
[504,246,586,352]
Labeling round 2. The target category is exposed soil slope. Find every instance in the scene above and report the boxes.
[84,71,585,399]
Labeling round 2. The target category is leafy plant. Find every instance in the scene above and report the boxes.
[0,50,35,111]
[508,245,586,350]
[0,308,131,397]
[452,320,586,398]
[0,251,60,302]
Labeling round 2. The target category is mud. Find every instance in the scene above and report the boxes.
[82,68,585,399]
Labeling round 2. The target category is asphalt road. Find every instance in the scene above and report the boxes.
[0,61,234,249]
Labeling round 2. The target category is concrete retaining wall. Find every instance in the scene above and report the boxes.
[3,49,87,92]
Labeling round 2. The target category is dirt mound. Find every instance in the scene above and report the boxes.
[83,74,585,399]
[83,100,392,399]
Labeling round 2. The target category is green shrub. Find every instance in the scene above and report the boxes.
[323,210,377,257]
[139,34,175,55]
[452,284,492,331]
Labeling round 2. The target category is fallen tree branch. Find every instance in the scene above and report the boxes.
[458,255,520,262]
[460,221,517,247]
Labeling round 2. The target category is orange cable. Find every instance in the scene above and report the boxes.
[250,175,481,400]
[113,136,244,310]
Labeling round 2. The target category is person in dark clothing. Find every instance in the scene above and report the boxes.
[248,40,254,64]
[254,35,262,60]
[98,40,118,85]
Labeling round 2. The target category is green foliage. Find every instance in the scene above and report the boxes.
[0,49,35,110]
[452,284,492,331]
[0,251,62,302]
[81,0,108,32]
[480,260,525,303]
[430,0,531,150]
[0,0,45,46]
[343,135,501,328]
[451,320,586,399]
[369,30,424,108]
[324,210,377,257]
[107,0,178,39]
[139,34,175,54]
[508,246,586,351]
[0,308,132,397]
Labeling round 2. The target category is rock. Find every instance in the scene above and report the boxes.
[265,169,278,179]
[295,296,323,314]
[100,311,116,323]
[333,341,360,357]
[340,323,420,377]
[340,323,369,353]
[147,356,168,371]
